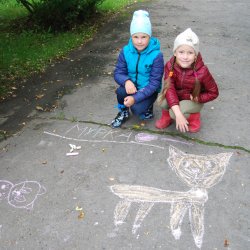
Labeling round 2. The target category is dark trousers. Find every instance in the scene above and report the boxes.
[116,86,158,116]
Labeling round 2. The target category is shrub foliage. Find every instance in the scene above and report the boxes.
[17,0,104,31]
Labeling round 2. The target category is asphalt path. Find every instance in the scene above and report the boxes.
[0,0,249,249]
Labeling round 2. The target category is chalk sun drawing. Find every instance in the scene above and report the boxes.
[110,146,233,248]
[0,180,46,209]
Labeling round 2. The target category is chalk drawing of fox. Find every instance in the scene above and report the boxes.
[110,146,233,248]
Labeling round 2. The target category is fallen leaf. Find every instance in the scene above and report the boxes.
[133,125,140,129]
[224,239,229,247]
[36,106,44,111]
[78,211,85,219]
[35,94,44,99]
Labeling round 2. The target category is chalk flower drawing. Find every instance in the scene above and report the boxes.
[0,180,46,209]
[110,146,233,248]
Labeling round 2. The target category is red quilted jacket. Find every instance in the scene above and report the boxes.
[165,53,219,107]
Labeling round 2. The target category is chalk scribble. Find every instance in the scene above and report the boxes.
[44,124,192,149]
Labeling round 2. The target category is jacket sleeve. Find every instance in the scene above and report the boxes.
[198,66,219,103]
[133,53,164,103]
[165,62,180,107]
[114,49,130,87]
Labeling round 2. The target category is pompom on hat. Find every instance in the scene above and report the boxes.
[130,10,152,37]
[173,28,199,55]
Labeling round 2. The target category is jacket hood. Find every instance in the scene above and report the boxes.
[128,37,160,54]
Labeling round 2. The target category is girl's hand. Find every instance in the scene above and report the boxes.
[124,96,135,107]
[125,80,137,94]
[190,94,199,103]
[171,105,189,133]
[175,114,189,133]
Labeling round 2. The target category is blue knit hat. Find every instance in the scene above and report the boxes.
[130,10,152,37]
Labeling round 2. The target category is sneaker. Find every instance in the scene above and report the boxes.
[139,111,154,120]
[111,110,129,128]
[139,105,154,120]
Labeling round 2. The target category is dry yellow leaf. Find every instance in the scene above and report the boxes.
[78,211,85,219]
[133,125,140,129]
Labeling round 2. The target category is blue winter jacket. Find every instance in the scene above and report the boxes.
[114,37,164,103]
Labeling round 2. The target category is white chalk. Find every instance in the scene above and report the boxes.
[69,144,81,152]
[66,152,79,156]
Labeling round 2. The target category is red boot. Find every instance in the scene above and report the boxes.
[155,109,172,129]
[188,113,201,132]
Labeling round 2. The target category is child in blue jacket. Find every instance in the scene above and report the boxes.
[111,10,164,128]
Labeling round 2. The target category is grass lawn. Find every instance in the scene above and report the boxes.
[0,0,145,100]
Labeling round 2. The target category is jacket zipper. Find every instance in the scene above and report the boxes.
[135,53,141,84]
[181,70,186,89]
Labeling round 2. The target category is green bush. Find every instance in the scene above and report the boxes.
[21,0,104,31]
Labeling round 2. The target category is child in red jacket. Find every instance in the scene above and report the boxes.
[155,28,219,133]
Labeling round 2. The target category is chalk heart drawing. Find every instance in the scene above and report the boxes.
[110,146,233,248]
[0,180,46,209]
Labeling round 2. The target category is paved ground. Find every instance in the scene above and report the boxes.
[0,0,249,249]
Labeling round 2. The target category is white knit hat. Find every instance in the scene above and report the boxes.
[130,10,152,37]
[173,28,199,55]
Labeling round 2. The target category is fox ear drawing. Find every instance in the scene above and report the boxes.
[217,152,233,167]
[167,145,185,171]
[169,145,185,156]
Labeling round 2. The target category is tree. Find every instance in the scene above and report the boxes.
[17,0,34,14]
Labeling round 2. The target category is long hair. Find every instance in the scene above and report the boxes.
[191,59,201,99]
[158,55,201,105]
[157,57,176,104]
